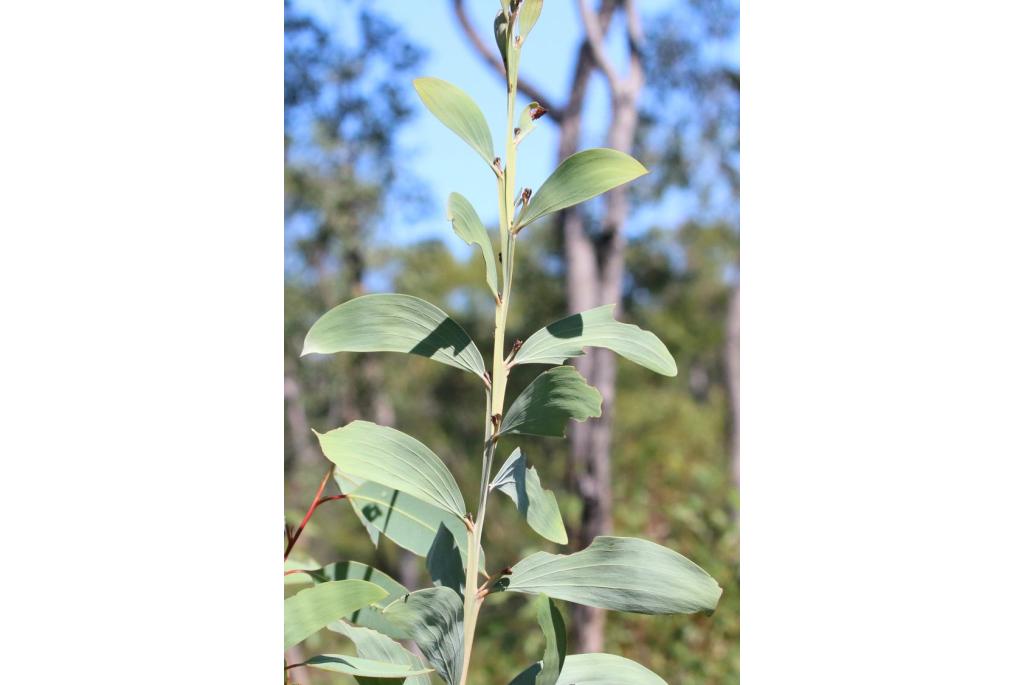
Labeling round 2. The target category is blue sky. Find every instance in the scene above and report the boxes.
[295,0,737,259]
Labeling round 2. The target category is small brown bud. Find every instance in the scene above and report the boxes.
[529,104,548,121]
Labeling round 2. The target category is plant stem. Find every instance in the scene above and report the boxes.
[284,464,336,560]
[459,18,521,685]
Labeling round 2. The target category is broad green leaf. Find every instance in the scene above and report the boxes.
[284,556,320,587]
[515,148,648,230]
[315,421,467,519]
[413,77,494,167]
[302,293,486,380]
[302,561,408,639]
[339,479,483,570]
[518,0,543,40]
[383,587,464,685]
[335,472,381,547]
[513,304,677,376]
[516,101,546,145]
[302,654,433,680]
[427,522,466,595]
[498,366,602,438]
[508,654,667,685]
[506,536,722,615]
[448,193,499,300]
[284,579,387,649]
[330,621,431,685]
[491,448,568,544]
[535,594,566,685]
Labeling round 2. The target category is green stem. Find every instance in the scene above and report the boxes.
[459,17,521,685]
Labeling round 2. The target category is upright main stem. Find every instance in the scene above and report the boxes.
[459,33,520,685]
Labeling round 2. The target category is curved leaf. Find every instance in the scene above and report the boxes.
[284,579,387,649]
[515,148,648,230]
[498,366,601,438]
[513,304,677,376]
[506,536,722,615]
[330,621,432,685]
[413,77,494,166]
[448,193,499,300]
[302,654,432,680]
[535,594,566,685]
[491,448,568,544]
[316,421,467,519]
[508,653,667,685]
[302,561,408,639]
[427,522,466,595]
[301,293,487,380]
[518,0,544,41]
[515,101,546,145]
[383,587,464,685]
[338,478,483,571]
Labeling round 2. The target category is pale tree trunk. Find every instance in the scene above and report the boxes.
[450,0,643,653]
[726,285,740,486]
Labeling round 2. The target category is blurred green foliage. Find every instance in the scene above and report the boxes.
[285,2,738,684]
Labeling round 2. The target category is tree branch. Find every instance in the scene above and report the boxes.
[451,0,564,122]
[577,0,623,93]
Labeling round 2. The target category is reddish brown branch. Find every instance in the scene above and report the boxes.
[284,465,336,560]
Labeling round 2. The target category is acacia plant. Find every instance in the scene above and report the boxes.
[284,3,722,684]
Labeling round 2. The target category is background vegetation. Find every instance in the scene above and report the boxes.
[284,1,738,683]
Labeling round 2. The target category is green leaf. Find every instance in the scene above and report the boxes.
[515,148,648,230]
[513,304,677,376]
[335,472,381,547]
[383,587,464,685]
[284,579,387,650]
[330,621,432,685]
[302,561,409,639]
[498,366,602,438]
[491,448,568,544]
[302,293,487,380]
[427,522,466,595]
[515,101,546,145]
[413,77,494,167]
[535,594,566,685]
[302,654,433,680]
[284,556,320,587]
[339,479,483,570]
[315,420,467,519]
[448,193,499,300]
[518,0,543,40]
[506,536,722,615]
[508,654,667,685]
[494,11,510,73]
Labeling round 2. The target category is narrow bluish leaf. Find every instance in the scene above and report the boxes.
[330,621,432,685]
[284,579,387,649]
[302,561,408,639]
[535,594,566,685]
[506,536,722,615]
[301,293,487,380]
[413,77,494,166]
[383,587,464,685]
[515,148,648,230]
[427,522,466,595]
[340,479,482,570]
[508,653,667,685]
[498,366,602,438]
[513,304,677,376]
[315,420,467,520]
[491,448,568,544]
[448,193,499,300]
[301,654,433,680]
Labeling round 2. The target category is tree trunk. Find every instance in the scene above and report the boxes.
[726,284,740,486]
